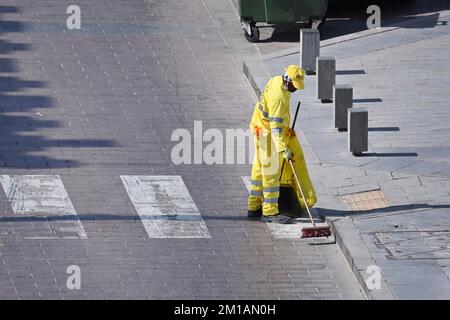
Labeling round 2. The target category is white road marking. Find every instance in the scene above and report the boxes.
[0,175,87,239]
[241,176,325,239]
[120,175,211,238]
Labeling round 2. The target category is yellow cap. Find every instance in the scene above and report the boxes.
[285,65,305,90]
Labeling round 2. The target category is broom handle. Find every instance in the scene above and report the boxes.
[280,101,301,180]
[288,159,316,228]
[292,101,301,129]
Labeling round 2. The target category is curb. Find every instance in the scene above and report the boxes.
[242,58,395,300]
[325,216,395,300]
[242,59,269,98]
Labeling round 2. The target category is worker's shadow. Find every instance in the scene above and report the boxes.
[278,186,309,217]
[315,203,450,218]
[290,203,450,246]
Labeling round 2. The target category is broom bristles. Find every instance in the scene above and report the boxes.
[301,226,331,238]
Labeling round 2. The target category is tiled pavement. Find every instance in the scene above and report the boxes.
[242,4,450,299]
[0,1,364,299]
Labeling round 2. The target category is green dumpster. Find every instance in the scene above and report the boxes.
[238,0,328,42]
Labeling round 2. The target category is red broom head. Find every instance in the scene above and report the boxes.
[301,227,331,238]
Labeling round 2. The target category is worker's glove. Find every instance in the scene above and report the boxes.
[286,128,296,137]
[281,148,293,161]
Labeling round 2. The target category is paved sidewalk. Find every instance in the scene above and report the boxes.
[243,8,450,299]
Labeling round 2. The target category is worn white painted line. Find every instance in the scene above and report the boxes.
[240,176,252,191]
[241,176,326,239]
[0,175,87,239]
[120,175,211,238]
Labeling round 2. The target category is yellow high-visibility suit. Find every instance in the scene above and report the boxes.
[248,75,316,216]
[248,75,291,216]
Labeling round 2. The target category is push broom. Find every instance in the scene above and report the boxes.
[281,101,331,238]
[288,159,331,238]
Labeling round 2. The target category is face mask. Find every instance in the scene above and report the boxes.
[282,72,292,91]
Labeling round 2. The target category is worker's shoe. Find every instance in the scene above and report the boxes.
[247,208,263,218]
[261,214,294,224]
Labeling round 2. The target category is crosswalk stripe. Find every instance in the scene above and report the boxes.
[120,175,211,239]
[0,175,87,239]
[241,176,324,239]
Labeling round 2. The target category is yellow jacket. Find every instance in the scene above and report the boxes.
[250,76,291,153]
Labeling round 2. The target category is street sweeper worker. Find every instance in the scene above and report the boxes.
[247,65,305,224]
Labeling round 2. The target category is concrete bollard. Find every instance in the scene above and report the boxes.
[300,29,320,75]
[348,108,368,156]
[316,56,335,103]
[333,84,353,131]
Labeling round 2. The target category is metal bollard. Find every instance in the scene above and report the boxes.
[300,29,320,75]
[316,56,335,103]
[333,84,353,131]
[348,108,368,156]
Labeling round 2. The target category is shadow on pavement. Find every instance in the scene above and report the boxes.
[0,39,31,54]
[0,5,18,14]
[368,127,400,132]
[0,58,18,72]
[353,98,383,103]
[336,69,366,75]
[0,6,118,169]
[361,152,418,157]
[316,203,450,218]
[256,0,450,42]
[0,214,252,222]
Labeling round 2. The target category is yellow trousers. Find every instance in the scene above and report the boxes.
[248,134,283,216]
